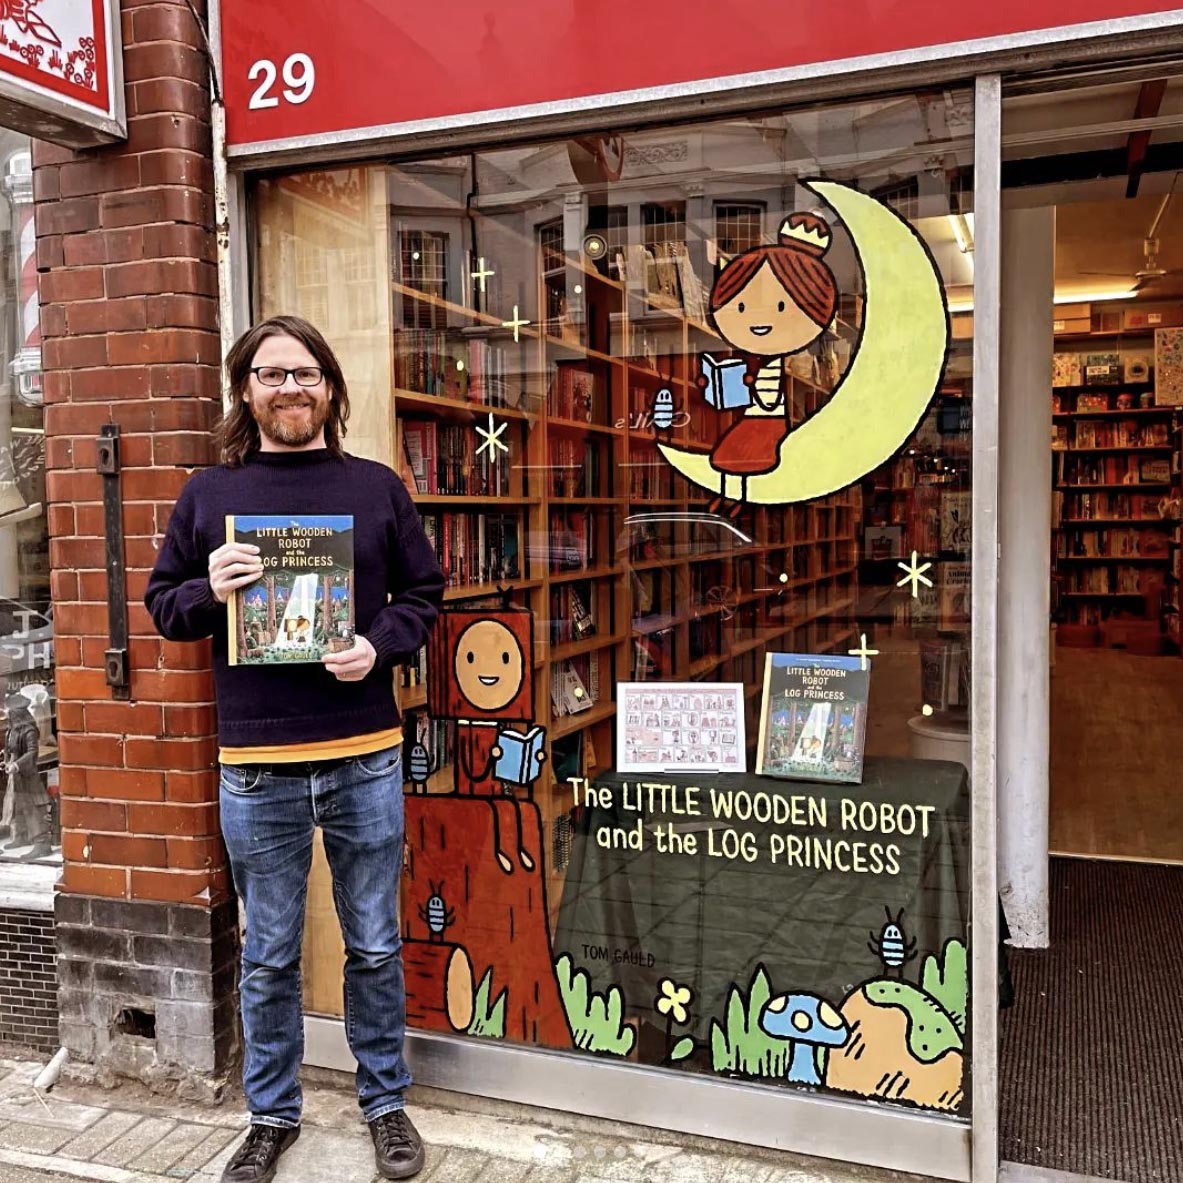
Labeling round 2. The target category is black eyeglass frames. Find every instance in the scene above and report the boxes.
[249,366,324,387]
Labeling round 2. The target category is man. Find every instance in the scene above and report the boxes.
[146,316,444,1183]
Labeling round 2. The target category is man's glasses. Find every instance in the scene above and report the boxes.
[250,366,324,387]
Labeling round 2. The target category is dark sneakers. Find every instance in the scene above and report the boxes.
[369,1109,426,1179]
[222,1124,300,1183]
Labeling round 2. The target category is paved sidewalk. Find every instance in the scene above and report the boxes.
[0,1054,922,1183]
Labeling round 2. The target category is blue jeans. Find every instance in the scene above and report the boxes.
[219,746,410,1128]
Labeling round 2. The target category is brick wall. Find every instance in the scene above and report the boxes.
[0,907,57,1053]
[31,0,237,1088]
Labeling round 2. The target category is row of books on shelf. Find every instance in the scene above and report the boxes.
[550,510,597,571]
[548,583,596,644]
[548,436,604,498]
[1055,453,1172,485]
[1052,352,1151,388]
[1055,528,1172,559]
[404,710,451,779]
[550,654,600,716]
[420,512,521,588]
[1055,491,1166,521]
[1053,419,1172,449]
[402,421,512,496]
[400,647,427,690]
[395,330,517,406]
[1059,566,1153,594]
[628,442,676,500]
[896,487,972,555]
[548,362,603,423]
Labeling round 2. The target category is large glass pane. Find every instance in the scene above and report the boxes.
[0,134,59,882]
[258,88,975,1119]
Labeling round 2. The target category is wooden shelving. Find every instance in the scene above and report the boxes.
[1050,337,1182,639]
[390,239,860,798]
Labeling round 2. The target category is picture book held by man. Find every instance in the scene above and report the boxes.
[225,514,355,665]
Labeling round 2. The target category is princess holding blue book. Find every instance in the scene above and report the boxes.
[696,213,839,512]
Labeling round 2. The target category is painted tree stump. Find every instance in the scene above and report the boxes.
[404,795,572,1048]
[403,941,474,1032]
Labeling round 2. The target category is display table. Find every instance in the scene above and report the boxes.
[553,756,971,1110]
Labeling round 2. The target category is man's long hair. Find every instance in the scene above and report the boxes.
[219,315,351,467]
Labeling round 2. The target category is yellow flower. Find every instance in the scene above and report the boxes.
[655,979,693,1025]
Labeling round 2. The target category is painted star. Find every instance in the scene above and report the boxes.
[501,305,530,343]
[475,412,509,459]
[896,550,934,598]
[848,633,879,671]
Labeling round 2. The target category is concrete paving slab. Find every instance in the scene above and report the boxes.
[59,1111,145,1160]
[168,1125,241,1176]
[0,1144,175,1183]
[422,1145,494,1182]
[129,1121,221,1174]
[0,1094,110,1132]
[0,1120,76,1153]
[93,1118,175,1167]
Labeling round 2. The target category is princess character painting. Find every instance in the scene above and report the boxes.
[698,213,839,510]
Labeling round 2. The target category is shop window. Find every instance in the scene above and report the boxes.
[398,229,449,329]
[256,89,975,1119]
[714,202,765,255]
[0,134,59,877]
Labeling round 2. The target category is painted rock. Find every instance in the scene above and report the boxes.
[824,982,964,1111]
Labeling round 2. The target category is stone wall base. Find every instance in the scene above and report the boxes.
[55,894,240,1100]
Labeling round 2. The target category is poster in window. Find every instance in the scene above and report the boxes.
[616,682,745,773]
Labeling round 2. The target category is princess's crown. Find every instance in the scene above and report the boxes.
[780,215,831,255]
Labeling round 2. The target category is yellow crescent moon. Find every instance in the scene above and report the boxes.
[658,180,949,504]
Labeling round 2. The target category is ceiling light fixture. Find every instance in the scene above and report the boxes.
[949,212,974,254]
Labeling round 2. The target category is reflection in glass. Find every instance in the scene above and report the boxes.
[258,90,976,1118]
[0,133,58,873]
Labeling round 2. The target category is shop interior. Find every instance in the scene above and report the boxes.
[997,73,1183,1183]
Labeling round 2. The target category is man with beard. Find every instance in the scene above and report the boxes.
[145,316,444,1183]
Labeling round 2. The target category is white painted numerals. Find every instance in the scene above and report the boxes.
[247,53,316,110]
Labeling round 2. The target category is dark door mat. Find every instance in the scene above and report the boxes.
[1000,858,1183,1182]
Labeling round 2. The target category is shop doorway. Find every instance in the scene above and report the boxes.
[998,72,1183,1183]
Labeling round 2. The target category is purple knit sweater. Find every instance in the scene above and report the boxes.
[145,449,444,749]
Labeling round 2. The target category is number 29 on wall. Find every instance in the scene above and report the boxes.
[248,54,316,109]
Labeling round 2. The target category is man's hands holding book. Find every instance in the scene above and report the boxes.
[323,636,377,682]
[209,542,263,604]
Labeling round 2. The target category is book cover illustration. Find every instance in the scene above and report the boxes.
[225,514,355,665]
[1051,352,1082,388]
[939,490,972,554]
[1154,327,1183,405]
[756,653,870,784]
[1083,352,1121,387]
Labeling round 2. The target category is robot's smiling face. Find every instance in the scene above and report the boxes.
[454,620,524,713]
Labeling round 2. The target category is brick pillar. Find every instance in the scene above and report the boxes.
[33,0,238,1095]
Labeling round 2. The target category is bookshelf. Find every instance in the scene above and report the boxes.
[1050,328,1182,646]
[388,227,861,877]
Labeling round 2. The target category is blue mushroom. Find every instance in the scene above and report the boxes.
[759,992,849,1086]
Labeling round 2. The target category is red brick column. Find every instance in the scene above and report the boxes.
[33,1,238,1087]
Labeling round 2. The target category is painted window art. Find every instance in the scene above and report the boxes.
[257,84,978,1120]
